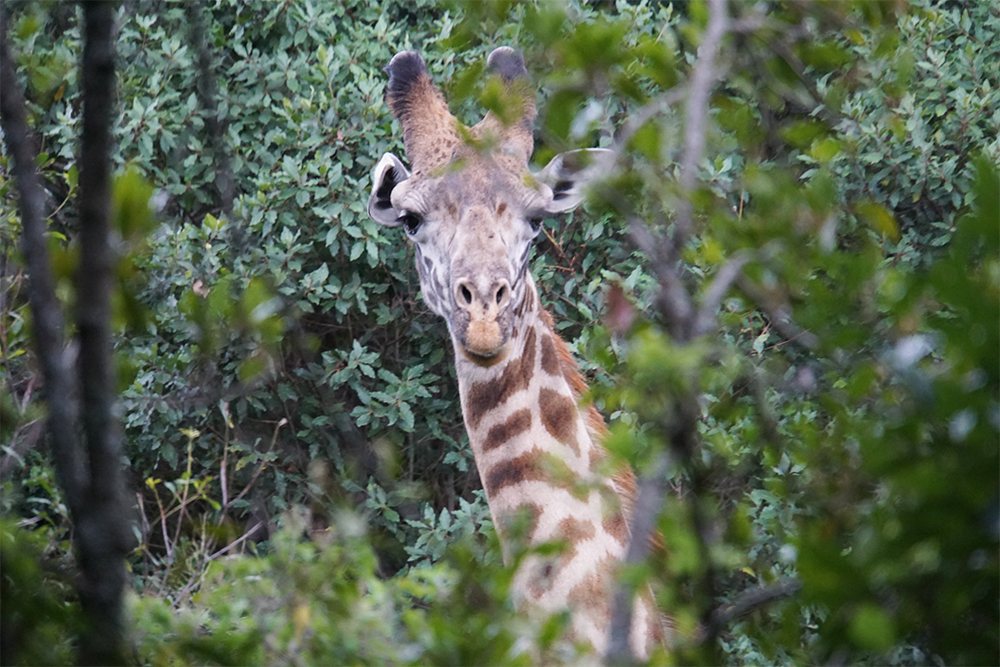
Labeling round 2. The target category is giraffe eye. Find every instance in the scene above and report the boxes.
[397,211,423,235]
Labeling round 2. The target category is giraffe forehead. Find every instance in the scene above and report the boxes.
[404,160,549,224]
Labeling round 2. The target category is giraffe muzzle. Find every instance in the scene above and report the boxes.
[453,277,512,358]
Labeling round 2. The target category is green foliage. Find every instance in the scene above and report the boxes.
[792,158,999,665]
[1,0,997,665]
[829,2,1000,263]
[0,519,77,666]
[128,507,559,666]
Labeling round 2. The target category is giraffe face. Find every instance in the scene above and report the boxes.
[392,159,550,358]
[366,48,612,361]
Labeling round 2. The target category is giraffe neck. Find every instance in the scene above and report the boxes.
[453,275,663,658]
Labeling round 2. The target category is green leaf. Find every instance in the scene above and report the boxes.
[780,120,829,148]
[856,201,900,242]
[849,604,896,653]
[113,167,156,240]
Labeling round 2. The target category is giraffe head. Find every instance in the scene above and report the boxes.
[368,47,611,363]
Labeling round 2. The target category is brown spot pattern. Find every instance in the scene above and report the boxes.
[483,447,546,496]
[602,511,629,547]
[465,327,536,429]
[515,286,535,317]
[588,446,607,472]
[557,517,596,555]
[565,559,614,615]
[526,557,560,599]
[483,408,532,452]
[496,502,543,543]
[540,333,560,376]
[538,387,579,454]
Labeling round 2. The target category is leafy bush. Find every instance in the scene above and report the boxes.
[1,0,997,665]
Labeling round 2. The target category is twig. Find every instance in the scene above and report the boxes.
[18,374,36,411]
[701,578,802,641]
[606,1,731,663]
[220,431,230,515]
[223,418,286,513]
[627,216,694,342]
[136,491,150,548]
[606,452,674,662]
[1,10,86,513]
[541,225,573,269]
[694,250,753,337]
[693,242,784,337]
[186,0,234,214]
[767,40,845,128]
[171,518,263,605]
[611,86,687,157]
[150,482,174,563]
[673,0,730,246]
[207,520,263,561]
[171,433,198,555]
[735,274,819,351]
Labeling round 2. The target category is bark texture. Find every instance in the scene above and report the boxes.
[1,4,131,664]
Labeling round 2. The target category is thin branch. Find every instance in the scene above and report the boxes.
[694,250,753,337]
[678,0,730,192]
[0,12,86,512]
[627,217,695,342]
[736,274,819,351]
[207,520,263,561]
[606,2,731,662]
[673,0,730,246]
[186,0,234,214]
[223,418,286,513]
[606,452,674,662]
[171,520,264,605]
[611,86,687,158]
[767,40,845,128]
[702,578,802,642]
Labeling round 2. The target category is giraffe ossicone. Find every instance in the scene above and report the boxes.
[367,47,666,659]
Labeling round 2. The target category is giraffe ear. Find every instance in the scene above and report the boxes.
[536,148,614,214]
[367,153,410,226]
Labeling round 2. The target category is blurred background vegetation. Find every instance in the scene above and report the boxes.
[1,0,997,664]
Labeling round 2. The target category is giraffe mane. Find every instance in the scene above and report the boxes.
[538,308,639,524]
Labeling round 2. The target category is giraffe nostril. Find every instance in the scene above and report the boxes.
[495,285,506,305]
[460,284,473,305]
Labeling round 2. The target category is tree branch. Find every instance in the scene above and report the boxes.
[702,578,802,642]
[627,216,695,342]
[673,0,729,246]
[611,86,687,158]
[606,452,674,662]
[694,250,752,338]
[186,0,234,214]
[735,274,819,351]
[606,2,732,662]
[4,7,132,663]
[1,5,85,513]
[75,3,131,664]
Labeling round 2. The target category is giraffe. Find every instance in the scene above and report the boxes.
[366,47,666,659]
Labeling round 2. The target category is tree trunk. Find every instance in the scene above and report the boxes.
[75,3,131,664]
[1,4,131,664]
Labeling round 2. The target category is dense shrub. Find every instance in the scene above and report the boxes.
[1,0,996,664]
